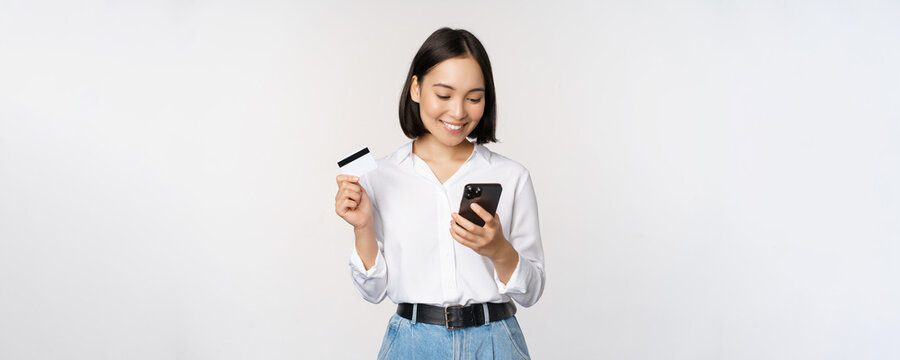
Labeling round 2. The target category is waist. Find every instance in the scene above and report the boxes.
[396,301,516,330]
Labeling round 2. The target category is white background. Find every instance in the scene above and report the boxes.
[1,1,898,359]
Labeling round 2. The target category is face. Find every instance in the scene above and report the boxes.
[410,56,486,146]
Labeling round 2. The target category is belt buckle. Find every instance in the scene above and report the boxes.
[444,305,464,331]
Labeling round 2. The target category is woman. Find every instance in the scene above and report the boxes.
[334,27,546,359]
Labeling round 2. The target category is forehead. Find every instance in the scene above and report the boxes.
[423,56,485,89]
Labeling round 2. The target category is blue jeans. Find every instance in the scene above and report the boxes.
[377,313,531,360]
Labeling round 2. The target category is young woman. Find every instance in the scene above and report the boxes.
[334,27,546,359]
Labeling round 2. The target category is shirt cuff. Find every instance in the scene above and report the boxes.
[349,246,385,280]
[493,256,531,295]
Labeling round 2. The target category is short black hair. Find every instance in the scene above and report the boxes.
[399,27,498,144]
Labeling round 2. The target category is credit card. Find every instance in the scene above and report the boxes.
[337,147,377,176]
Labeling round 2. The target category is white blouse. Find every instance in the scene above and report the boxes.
[348,140,546,307]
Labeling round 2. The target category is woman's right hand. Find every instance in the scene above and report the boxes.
[335,174,372,230]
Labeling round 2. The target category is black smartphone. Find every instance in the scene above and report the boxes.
[457,183,503,227]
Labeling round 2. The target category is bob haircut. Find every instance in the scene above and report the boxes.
[399,27,498,144]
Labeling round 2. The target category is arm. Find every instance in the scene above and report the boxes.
[354,224,378,270]
[347,175,388,304]
[488,240,519,285]
[492,171,546,307]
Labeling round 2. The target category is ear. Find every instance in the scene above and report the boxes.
[410,75,421,104]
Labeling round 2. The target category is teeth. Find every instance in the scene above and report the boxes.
[441,121,463,130]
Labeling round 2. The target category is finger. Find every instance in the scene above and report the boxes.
[450,218,474,241]
[342,187,361,199]
[336,186,359,202]
[342,198,358,210]
[337,180,362,192]
[469,203,494,225]
[449,226,478,249]
[452,213,480,233]
[336,175,349,186]
[340,182,362,193]
[336,174,359,186]
[336,199,352,215]
[336,183,362,201]
[344,188,361,202]
[490,212,502,227]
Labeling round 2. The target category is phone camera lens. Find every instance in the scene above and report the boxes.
[474,187,482,197]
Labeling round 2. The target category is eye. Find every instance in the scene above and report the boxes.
[467,98,483,104]
[436,95,450,100]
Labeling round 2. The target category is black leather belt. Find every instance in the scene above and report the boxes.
[396,301,516,330]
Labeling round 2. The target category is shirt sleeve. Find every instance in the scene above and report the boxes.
[493,170,547,307]
[347,173,388,304]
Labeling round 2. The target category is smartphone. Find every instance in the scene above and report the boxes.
[457,183,503,227]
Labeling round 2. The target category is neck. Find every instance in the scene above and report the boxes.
[413,135,474,162]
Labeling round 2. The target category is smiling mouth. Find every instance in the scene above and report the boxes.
[441,120,465,131]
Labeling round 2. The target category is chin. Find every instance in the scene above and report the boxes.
[436,132,472,146]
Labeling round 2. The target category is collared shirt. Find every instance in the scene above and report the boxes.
[349,140,546,307]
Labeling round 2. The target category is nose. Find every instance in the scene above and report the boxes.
[447,97,467,121]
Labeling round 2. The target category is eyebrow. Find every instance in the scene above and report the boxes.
[432,83,485,92]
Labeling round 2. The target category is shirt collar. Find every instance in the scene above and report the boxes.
[394,140,491,166]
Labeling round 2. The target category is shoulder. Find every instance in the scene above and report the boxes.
[478,145,538,199]
[479,144,531,177]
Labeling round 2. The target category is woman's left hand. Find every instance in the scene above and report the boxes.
[450,203,513,261]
